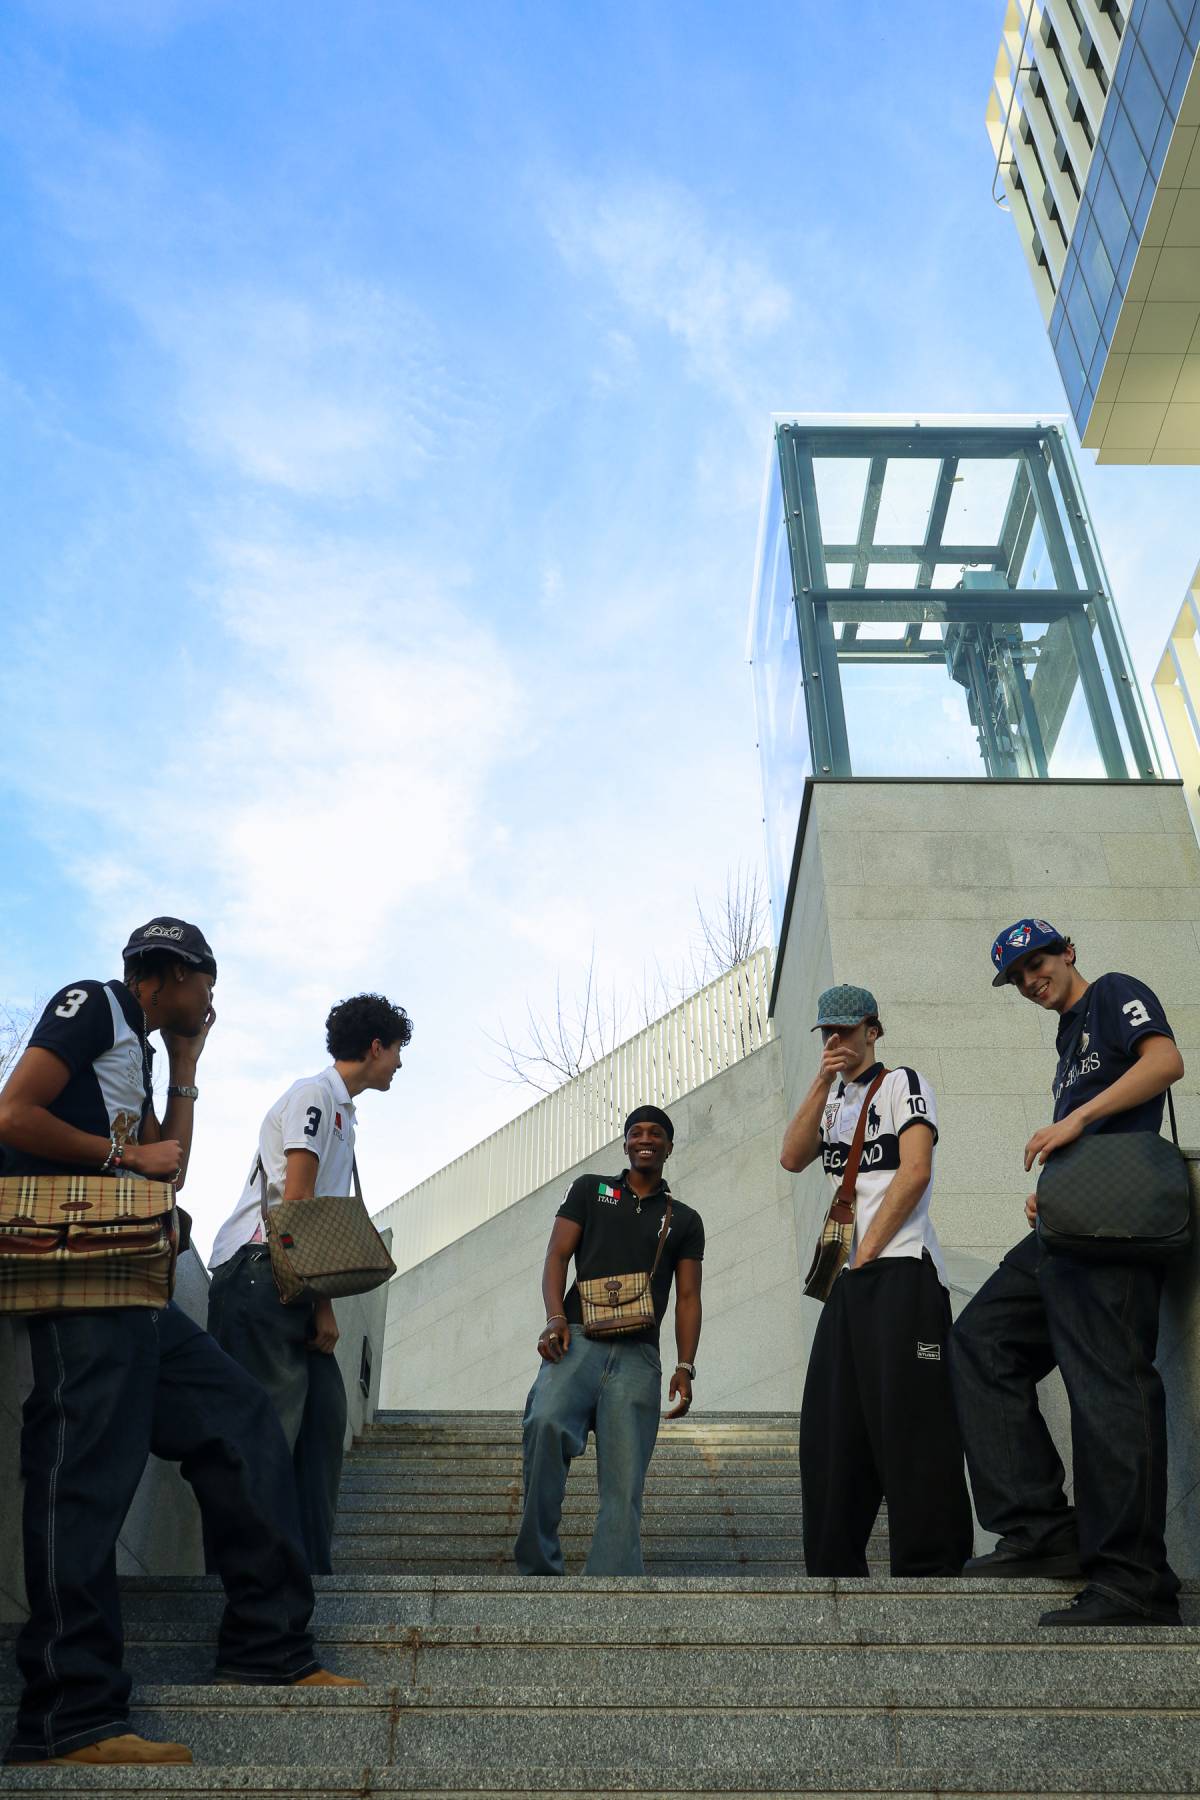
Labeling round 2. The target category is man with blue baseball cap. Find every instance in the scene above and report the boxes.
[781,984,972,1577]
[951,920,1184,1627]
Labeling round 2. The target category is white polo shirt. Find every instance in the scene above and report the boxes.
[210,1066,357,1269]
[818,1061,947,1287]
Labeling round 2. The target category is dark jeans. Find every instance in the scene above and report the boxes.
[207,1246,347,1575]
[950,1233,1179,1613]
[800,1254,974,1576]
[6,1301,317,1764]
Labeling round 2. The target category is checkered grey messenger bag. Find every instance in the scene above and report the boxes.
[0,1175,181,1313]
[579,1198,674,1338]
[1036,1013,1191,1264]
[256,1157,396,1306]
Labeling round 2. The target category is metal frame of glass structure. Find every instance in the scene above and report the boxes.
[773,418,1155,782]
[749,415,1166,940]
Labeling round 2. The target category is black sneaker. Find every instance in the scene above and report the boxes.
[1039,1584,1181,1628]
[962,1539,1082,1579]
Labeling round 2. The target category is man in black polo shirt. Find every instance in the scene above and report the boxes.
[951,919,1184,1627]
[0,918,358,1771]
[514,1105,704,1576]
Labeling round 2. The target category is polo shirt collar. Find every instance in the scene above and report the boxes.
[327,1066,355,1110]
[620,1170,671,1197]
[841,1061,885,1091]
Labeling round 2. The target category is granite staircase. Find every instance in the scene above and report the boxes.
[1,1409,1198,1796]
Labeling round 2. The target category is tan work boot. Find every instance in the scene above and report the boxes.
[15,1732,193,1766]
[292,1668,365,1687]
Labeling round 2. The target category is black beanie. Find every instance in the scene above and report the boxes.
[623,1104,674,1142]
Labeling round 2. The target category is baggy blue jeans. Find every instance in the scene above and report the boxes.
[514,1330,662,1576]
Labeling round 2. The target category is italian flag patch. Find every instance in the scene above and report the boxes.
[598,1183,620,1201]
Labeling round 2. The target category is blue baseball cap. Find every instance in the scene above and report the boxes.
[990,918,1066,988]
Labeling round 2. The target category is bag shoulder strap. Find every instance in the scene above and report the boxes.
[829,1068,889,1225]
[351,1156,363,1203]
[1167,1086,1179,1148]
[647,1196,673,1283]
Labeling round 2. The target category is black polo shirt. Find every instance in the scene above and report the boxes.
[1052,972,1175,1136]
[556,1171,705,1347]
[0,979,153,1176]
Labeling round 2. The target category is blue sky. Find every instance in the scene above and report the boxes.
[3,0,1199,1254]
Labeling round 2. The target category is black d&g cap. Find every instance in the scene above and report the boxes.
[623,1104,674,1141]
[122,917,217,980]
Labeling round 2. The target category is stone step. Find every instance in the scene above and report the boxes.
[368,1411,803,1430]
[340,1458,802,1481]
[98,1571,1200,1628]
[339,1472,806,1497]
[3,1637,1194,1695]
[333,1515,811,1541]
[333,1532,808,1553]
[348,1436,802,1458]
[0,1691,1196,1784]
[335,1491,805,1517]
[1,1766,1193,1797]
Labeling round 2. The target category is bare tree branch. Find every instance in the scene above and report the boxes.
[488,864,769,1097]
[485,943,627,1094]
[0,998,38,1087]
[693,863,768,981]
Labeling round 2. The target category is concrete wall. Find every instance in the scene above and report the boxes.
[380,1037,797,1412]
[0,1242,391,1622]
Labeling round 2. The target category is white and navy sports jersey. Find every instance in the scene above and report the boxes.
[0,979,153,1177]
[210,1066,357,1268]
[819,1061,947,1286]
[1052,972,1175,1135]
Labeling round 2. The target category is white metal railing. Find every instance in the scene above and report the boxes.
[373,948,775,1277]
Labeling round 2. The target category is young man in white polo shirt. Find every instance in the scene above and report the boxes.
[208,992,412,1573]
[780,984,972,1576]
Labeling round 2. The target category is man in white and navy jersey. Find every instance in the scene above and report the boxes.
[0,919,359,1773]
[208,992,412,1574]
[952,920,1183,1628]
[781,985,972,1577]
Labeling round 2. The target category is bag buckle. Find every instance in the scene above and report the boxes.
[604,1278,622,1305]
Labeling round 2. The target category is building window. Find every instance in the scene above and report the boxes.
[1091,162,1132,267]
[1121,44,1168,156]
[1137,2,1185,101]
[1106,99,1150,211]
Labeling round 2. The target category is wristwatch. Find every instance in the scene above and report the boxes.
[167,1084,200,1101]
[675,1361,697,1379]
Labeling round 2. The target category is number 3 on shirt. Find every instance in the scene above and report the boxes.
[304,1106,322,1138]
[1123,999,1151,1029]
[54,989,89,1019]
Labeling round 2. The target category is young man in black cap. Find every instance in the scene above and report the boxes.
[781,984,973,1577]
[0,918,358,1771]
[514,1105,704,1576]
[951,919,1183,1627]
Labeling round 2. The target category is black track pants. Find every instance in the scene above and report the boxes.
[799,1255,973,1577]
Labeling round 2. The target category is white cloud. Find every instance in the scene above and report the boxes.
[23,528,527,1252]
[144,281,449,496]
[546,176,792,398]
[18,105,469,498]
